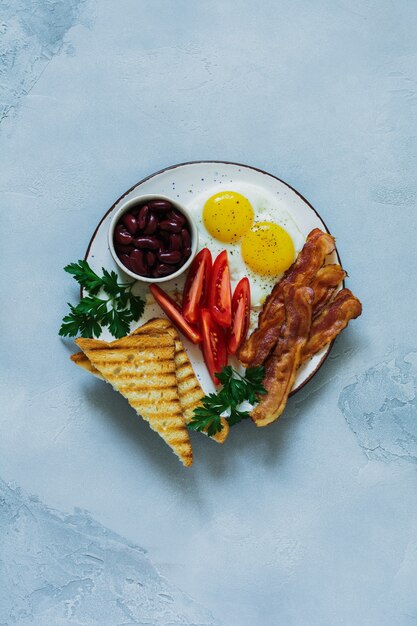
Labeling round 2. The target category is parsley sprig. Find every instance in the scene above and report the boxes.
[188,366,267,435]
[59,260,145,339]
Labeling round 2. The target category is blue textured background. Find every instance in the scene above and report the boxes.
[1,1,417,624]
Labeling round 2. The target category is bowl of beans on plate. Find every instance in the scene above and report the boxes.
[108,195,198,283]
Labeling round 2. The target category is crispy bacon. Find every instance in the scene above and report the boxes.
[240,302,286,368]
[310,264,346,316]
[238,229,335,367]
[243,226,362,427]
[302,288,362,362]
[251,285,314,427]
[259,229,335,324]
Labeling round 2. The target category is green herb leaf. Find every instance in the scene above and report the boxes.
[188,365,266,434]
[59,304,103,339]
[59,261,145,339]
[107,307,133,339]
[101,267,122,297]
[127,293,146,320]
[64,260,103,294]
[59,305,85,338]
[215,365,234,387]
[245,366,268,388]
[228,406,251,427]
[188,412,223,437]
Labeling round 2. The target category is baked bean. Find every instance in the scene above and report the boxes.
[133,236,159,250]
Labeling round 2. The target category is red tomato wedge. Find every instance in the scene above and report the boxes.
[182,248,212,324]
[209,250,232,328]
[149,284,202,344]
[227,277,251,355]
[200,308,228,385]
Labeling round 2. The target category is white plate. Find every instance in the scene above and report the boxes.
[83,161,342,396]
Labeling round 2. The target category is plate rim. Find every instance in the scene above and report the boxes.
[83,160,343,397]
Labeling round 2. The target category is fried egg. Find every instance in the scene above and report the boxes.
[188,183,305,310]
[203,191,254,243]
[241,221,295,276]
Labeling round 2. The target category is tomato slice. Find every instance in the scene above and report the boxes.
[200,308,228,385]
[209,250,232,328]
[149,284,202,344]
[227,277,251,355]
[182,248,212,324]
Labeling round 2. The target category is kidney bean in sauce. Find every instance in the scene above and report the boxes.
[114,226,133,246]
[143,213,157,235]
[133,236,160,250]
[149,199,172,212]
[146,251,156,267]
[153,263,173,277]
[122,212,137,234]
[130,249,148,275]
[169,233,182,251]
[115,243,134,255]
[113,198,192,278]
[158,250,182,264]
[181,228,191,248]
[159,219,182,233]
[169,209,186,225]
[158,230,171,244]
[137,204,149,230]
[119,254,131,269]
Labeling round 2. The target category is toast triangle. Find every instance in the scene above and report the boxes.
[75,331,193,466]
[72,318,229,444]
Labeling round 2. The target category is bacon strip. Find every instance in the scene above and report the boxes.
[239,302,286,368]
[302,288,362,362]
[251,285,314,427]
[238,229,335,367]
[310,264,346,316]
[259,229,335,324]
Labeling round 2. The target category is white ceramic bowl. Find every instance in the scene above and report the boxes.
[108,194,198,283]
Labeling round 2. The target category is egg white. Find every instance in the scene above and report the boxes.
[187,183,306,319]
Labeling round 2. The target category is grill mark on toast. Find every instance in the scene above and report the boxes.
[120,388,180,402]
[90,357,174,370]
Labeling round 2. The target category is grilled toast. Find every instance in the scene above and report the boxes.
[75,330,193,466]
[71,318,229,444]
[147,320,229,443]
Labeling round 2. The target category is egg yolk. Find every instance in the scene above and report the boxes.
[203,191,254,243]
[241,221,295,276]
